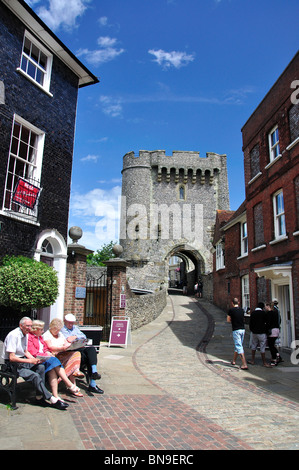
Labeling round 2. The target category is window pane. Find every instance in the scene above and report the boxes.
[19,141,28,160]
[20,55,28,73]
[35,68,44,86]
[11,137,19,156]
[27,61,36,80]
[31,43,39,63]
[28,146,37,166]
[271,129,278,146]
[21,126,30,144]
[13,122,21,139]
[23,37,31,56]
[39,52,47,70]
[278,216,286,236]
[276,193,284,214]
[15,159,25,177]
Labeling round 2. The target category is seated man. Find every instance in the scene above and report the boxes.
[61,314,103,394]
[2,317,68,410]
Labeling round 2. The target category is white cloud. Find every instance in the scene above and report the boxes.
[148,49,195,69]
[28,0,91,31]
[98,16,108,26]
[80,154,99,163]
[76,36,125,66]
[100,96,123,118]
[69,186,121,250]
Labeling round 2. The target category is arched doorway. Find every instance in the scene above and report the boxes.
[34,229,67,329]
[166,244,205,295]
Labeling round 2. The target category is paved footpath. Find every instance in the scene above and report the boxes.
[1,292,299,451]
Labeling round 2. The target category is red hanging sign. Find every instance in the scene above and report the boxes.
[12,178,41,210]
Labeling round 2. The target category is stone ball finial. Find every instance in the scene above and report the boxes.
[112,244,123,257]
[69,226,83,244]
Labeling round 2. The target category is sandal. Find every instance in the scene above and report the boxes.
[73,371,85,378]
[68,384,83,397]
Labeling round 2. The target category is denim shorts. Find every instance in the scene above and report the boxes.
[232,329,245,354]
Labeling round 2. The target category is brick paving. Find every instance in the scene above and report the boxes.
[1,291,299,450]
[69,394,252,451]
[68,292,299,451]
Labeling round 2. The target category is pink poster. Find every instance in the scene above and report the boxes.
[109,318,131,347]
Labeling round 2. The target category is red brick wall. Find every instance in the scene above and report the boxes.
[64,253,87,325]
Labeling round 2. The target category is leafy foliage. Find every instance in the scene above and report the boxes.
[0,255,59,312]
[86,241,115,266]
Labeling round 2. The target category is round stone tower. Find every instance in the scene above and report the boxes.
[120,150,230,292]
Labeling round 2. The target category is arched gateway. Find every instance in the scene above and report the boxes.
[119,150,230,297]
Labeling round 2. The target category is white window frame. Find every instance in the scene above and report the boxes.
[268,125,281,162]
[2,114,45,222]
[216,242,225,270]
[242,275,250,311]
[17,31,53,96]
[241,221,248,257]
[273,190,286,239]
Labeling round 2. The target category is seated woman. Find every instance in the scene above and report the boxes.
[27,320,83,398]
[43,318,84,381]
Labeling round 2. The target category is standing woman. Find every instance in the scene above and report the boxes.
[43,318,84,381]
[265,302,283,366]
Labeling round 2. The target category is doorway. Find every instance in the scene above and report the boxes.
[34,229,67,327]
[277,285,292,348]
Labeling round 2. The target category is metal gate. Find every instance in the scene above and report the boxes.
[84,270,111,341]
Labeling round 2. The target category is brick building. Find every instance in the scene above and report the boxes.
[0,0,98,327]
[213,51,299,349]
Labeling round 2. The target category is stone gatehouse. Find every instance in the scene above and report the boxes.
[120,150,230,297]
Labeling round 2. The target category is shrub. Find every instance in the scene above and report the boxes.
[0,255,59,312]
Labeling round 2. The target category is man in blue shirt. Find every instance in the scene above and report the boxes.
[62,314,104,394]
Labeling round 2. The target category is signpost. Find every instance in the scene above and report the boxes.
[108,316,131,348]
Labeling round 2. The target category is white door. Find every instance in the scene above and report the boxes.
[278,285,291,348]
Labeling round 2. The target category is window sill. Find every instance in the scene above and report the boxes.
[251,244,266,252]
[0,209,40,226]
[216,266,225,272]
[293,230,299,237]
[286,137,299,151]
[237,253,248,260]
[248,172,262,185]
[16,68,53,98]
[269,235,288,245]
[265,154,282,170]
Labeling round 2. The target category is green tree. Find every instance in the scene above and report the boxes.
[87,241,115,266]
[0,255,59,312]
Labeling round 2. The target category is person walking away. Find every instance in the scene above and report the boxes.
[249,302,272,367]
[227,298,248,370]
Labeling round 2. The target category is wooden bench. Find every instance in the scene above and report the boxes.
[0,362,18,409]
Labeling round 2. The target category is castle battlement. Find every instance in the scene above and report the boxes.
[122,150,228,185]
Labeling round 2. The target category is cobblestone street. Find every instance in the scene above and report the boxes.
[1,292,299,451]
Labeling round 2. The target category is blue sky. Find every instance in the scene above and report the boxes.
[27,0,299,251]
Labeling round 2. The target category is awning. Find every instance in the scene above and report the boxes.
[255,263,292,281]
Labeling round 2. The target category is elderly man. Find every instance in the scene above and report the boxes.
[61,314,103,394]
[2,317,68,409]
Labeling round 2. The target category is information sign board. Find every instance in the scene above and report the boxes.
[109,316,131,348]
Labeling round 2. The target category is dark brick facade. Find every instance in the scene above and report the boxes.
[213,51,299,346]
[0,1,78,258]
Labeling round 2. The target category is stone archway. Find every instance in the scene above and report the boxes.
[166,244,205,295]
